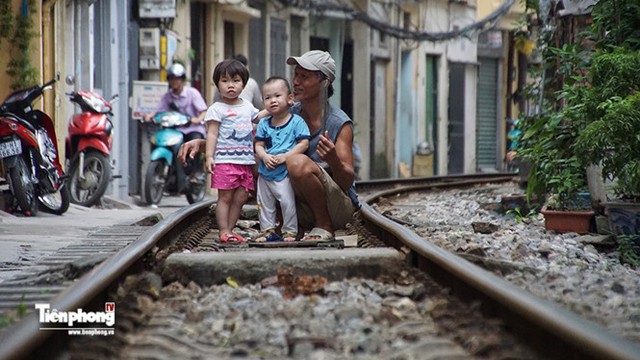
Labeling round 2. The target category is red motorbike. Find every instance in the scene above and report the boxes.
[65,90,119,207]
[0,79,70,216]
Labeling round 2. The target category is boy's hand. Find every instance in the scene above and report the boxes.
[264,154,281,170]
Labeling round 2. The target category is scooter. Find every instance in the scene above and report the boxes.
[144,111,205,206]
[65,89,119,207]
[0,79,70,216]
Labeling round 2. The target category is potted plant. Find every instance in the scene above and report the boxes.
[515,11,595,233]
[575,64,640,235]
[518,109,594,233]
[573,0,640,235]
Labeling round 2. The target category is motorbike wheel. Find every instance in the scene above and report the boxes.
[145,160,168,205]
[38,182,71,215]
[8,156,38,216]
[68,151,112,207]
[185,168,206,204]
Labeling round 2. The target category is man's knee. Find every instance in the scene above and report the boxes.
[287,154,312,179]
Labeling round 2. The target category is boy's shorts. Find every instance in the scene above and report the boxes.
[296,166,356,231]
[211,163,255,191]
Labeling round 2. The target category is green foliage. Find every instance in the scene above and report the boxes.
[17,294,26,316]
[576,92,640,199]
[590,0,640,50]
[518,0,640,208]
[506,207,537,223]
[0,0,14,41]
[589,48,640,92]
[0,314,13,329]
[0,294,27,329]
[617,234,640,267]
[6,0,39,89]
[547,43,592,79]
[518,107,588,209]
[572,44,640,200]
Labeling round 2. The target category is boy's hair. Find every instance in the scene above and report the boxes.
[212,59,249,87]
[263,76,291,94]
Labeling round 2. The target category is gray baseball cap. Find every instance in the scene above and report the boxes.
[287,50,336,83]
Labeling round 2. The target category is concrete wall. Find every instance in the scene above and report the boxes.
[351,0,371,180]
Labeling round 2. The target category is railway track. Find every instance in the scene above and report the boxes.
[0,173,639,359]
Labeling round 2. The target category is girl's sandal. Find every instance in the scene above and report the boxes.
[220,232,246,243]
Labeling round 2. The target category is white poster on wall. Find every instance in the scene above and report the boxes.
[131,81,168,120]
[139,0,176,18]
[166,30,179,68]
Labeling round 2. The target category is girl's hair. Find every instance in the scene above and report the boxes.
[263,76,291,94]
[212,59,249,86]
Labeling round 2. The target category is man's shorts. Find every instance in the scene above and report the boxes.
[296,166,356,231]
[211,163,255,191]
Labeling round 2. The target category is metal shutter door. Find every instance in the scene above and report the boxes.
[476,57,499,170]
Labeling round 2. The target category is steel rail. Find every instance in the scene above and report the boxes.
[355,172,518,190]
[4,174,639,359]
[359,180,640,360]
[0,199,214,360]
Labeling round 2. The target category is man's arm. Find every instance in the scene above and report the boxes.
[143,112,156,122]
[250,79,263,110]
[191,88,208,123]
[144,93,171,122]
[191,110,206,124]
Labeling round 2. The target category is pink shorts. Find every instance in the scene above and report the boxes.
[211,163,255,191]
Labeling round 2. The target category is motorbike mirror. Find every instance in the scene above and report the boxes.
[65,75,75,86]
[110,94,120,104]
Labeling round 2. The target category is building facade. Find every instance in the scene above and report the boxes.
[0,0,529,201]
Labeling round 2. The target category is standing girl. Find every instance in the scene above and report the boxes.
[204,59,265,243]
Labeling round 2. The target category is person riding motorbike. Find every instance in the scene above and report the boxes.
[144,63,207,180]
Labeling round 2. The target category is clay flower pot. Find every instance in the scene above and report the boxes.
[540,206,594,234]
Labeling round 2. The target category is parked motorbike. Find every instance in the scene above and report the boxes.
[144,111,205,206]
[0,79,70,216]
[65,90,119,207]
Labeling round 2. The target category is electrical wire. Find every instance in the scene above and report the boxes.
[279,0,518,42]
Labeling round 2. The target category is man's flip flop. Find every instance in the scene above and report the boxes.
[302,227,334,242]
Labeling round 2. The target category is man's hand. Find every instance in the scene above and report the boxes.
[178,139,206,166]
[316,130,337,164]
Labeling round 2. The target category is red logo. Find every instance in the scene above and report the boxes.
[105,302,115,312]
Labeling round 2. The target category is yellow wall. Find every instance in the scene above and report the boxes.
[477,0,525,29]
[0,0,43,102]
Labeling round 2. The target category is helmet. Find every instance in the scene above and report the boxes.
[167,63,186,79]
